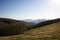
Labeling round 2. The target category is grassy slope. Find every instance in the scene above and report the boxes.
[0,22,60,40]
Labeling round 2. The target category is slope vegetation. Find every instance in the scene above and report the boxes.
[16,22,60,40]
[0,18,33,36]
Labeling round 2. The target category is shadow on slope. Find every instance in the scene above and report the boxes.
[0,18,33,36]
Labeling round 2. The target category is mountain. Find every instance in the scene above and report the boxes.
[0,18,60,40]
[0,18,33,36]
[33,18,60,28]
[23,19,46,24]
[18,18,60,40]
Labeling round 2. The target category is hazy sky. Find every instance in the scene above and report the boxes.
[0,0,60,20]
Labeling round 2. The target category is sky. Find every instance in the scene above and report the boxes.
[0,0,60,20]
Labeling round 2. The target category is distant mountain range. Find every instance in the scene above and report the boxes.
[23,19,46,24]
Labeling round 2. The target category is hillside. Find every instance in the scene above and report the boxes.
[0,18,33,36]
[33,18,60,28]
[22,22,60,37]
[17,22,60,40]
[0,22,60,40]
